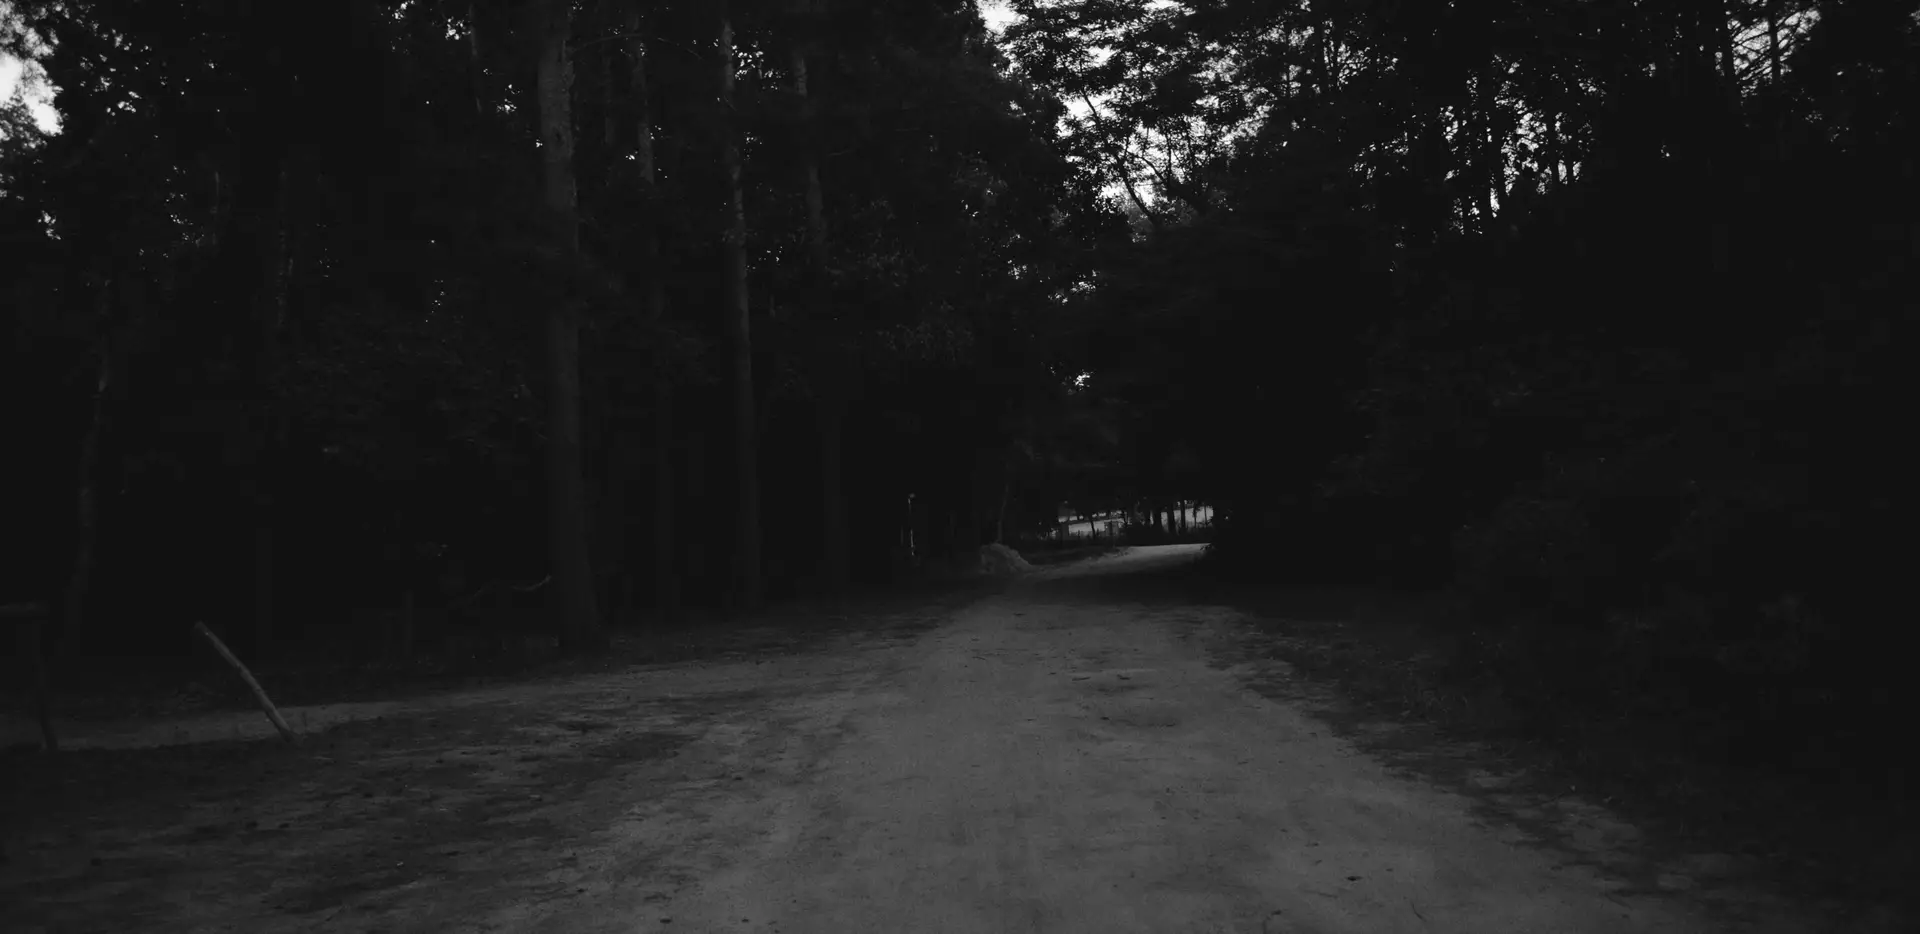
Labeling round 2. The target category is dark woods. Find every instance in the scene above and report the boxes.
[1006,0,1919,786]
[4,0,1916,808]
[2,0,1089,666]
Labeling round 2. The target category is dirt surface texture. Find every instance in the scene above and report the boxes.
[3,545,1843,933]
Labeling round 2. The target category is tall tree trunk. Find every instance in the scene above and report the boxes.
[817,397,849,587]
[533,0,607,652]
[993,457,1012,545]
[598,434,632,627]
[717,2,762,609]
[1475,61,1500,233]
[683,430,707,590]
[790,2,850,595]
[252,160,288,661]
[623,6,678,621]
[61,278,117,657]
[603,35,620,151]
[467,0,487,117]
[1545,112,1564,188]
[791,16,829,275]
[209,140,289,662]
[1312,19,1333,101]
[1715,0,1737,96]
[1766,0,1783,85]
[1078,91,1160,233]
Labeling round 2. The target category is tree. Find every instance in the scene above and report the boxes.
[530,0,606,652]
[715,0,761,610]
[781,0,851,595]
[620,1,679,621]
[4,0,1112,651]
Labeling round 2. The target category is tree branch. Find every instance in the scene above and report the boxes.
[1079,91,1163,232]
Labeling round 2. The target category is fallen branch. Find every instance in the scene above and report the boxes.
[192,621,299,744]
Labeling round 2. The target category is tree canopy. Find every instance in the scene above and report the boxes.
[4,0,1914,740]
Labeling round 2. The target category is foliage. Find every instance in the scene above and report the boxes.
[2,0,1118,654]
[998,0,1919,780]
[7,0,1917,781]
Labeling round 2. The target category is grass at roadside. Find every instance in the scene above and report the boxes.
[0,644,788,932]
[0,554,1024,931]
[1167,557,1914,930]
[5,567,1000,740]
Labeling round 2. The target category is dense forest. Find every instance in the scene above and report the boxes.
[4,0,1916,794]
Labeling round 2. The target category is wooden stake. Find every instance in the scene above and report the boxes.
[193,621,299,743]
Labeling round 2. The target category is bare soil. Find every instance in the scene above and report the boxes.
[0,546,1877,933]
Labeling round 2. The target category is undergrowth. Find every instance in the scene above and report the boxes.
[1189,554,1916,924]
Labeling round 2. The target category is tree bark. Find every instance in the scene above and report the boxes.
[242,154,288,662]
[717,2,763,609]
[623,6,678,621]
[61,279,116,658]
[790,14,830,275]
[817,396,850,589]
[1475,61,1500,234]
[1715,0,1737,97]
[1079,91,1161,233]
[1545,112,1563,188]
[533,0,607,652]
[684,429,708,589]
[467,0,487,117]
[1766,0,1782,85]
[597,435,631,628]
[789,3,850,595]
[1314,17,1334,100]
[994,464,1012,545]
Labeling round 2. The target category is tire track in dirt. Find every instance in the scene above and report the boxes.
[3,550,1839,933]
[596,546,1821,934]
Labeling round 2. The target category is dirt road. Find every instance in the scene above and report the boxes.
[4,545,1824,933]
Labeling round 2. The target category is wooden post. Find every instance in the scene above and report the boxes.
[193,621,299,743]
[2,602,56,751]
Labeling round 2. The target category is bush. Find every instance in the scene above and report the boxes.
[1452,493,1607,622]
